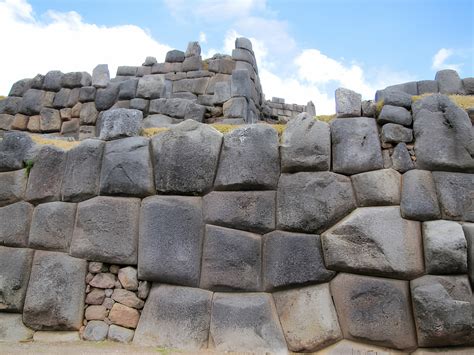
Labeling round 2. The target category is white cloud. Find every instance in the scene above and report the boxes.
[199,31,207,43]
[0,0,171,95]
[431,48,461,71]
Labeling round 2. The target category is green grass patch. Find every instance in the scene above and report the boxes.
[316,114,336,123]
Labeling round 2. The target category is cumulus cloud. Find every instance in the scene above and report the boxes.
[431,48,461,71]
[0,0,171,94]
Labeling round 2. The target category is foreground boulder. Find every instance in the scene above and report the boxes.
[322,207,424,279]
[209,293,287,353]
[98,108,143,140]
[134,285,212,349]
[335,88,361,118]
[0,131,37,172]
[23,251,87,330]
[277,172,356,234]
[411,275,473,346]
[331,273,417,350]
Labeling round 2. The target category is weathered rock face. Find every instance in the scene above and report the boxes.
[322,207,424,279]
[351,169,401,206]
[378,105,412,126]
[335,88,361,118]
[98,108,143,140]
[435,69,464,94]
[70,196,140,264]
[463,224,474,286]
[0,200,34,247]
[0,246,34,311]
[0,131,37,172]
[23,251,87,330]
[200,225,261,291]
[134,285,212,349]
[0,313,34,342]
[152,120,222,195]
[280,113,331,172]
[138,196,203,287]
[331,117,384,175]
[214,125,280,190]
[411,275,473,347]
[209,293,287,353]
[0,169,27,207]
[331,273,417,350]
[277,172,356,234]
[273,284,342,352]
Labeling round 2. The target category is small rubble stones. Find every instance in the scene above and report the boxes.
[118,266,139,290]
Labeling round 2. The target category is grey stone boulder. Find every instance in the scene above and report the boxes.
[117,266,138,291]
[0,96,22,114]
[152,120,222,194]
[200,225,261,291]
[322,206,424,279]
[43,70,64,92]
[79,101,99,125]
[391,142,415,173]
[25,146,67,204]
[377,90,412,109]
[136,74,166,99]
[417,80,439,94]
[0,169,27,207]
[141,114,175,128]
[8,78,33,97]
[23,251,87,330]
[463,77,474,94]
[214,125,280,190]
[335,87,361,118]
[95,83,119,111]
[435,69,464,94]
[385,81,419,95]
[378,105,412,126]
[0,246,34,311]
[83,321,109,341]
[331,273,417,350]
[62,139,105,202]
[423,220,467,274]
[134,285,212,349]
[213,81,231,104]
[203,191,275,233]
[433,172,473,222]
[79,86,96,102]
[130,98,149,113]
[98,108,143,140]
[273,284,342,352]
[0,131,37,172]
[53,88,71,108]
[351,168,401,206]
[0,201,34,247]
[108,324,134,343]
[19,89,46,115]
[165,49,185,63]
[331,117,383,174]
[70,196,140,264]
[149,98,190,118]
[381,123,413,144]
[0,314,34,342]
[231,69,251,99]
[39,107,61,132]
[280,112,330,172]
[28,202,76,252]
[185,41,201,57]
[401,169,441,221]
[61,72,91,88]
[462,224,474,286]
[209,293,287,353]
[263,230,335,291]
[223,97,247,118]
[100,137,154,197]
[236,37,253,52]
[413,95,473,172]
[411,275,473,346]
[138,196,203,287]
[277,172,356,234]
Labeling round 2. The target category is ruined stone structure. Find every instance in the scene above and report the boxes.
[0,38,473,353]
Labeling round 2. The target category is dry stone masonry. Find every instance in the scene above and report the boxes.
[0,37,473,353]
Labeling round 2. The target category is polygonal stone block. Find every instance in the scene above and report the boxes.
[433,172,473,222]
[0,169,27,207]
[351,168,401,206]
[0,201,33,247]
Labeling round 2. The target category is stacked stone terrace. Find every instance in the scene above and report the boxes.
[0,39,473,353]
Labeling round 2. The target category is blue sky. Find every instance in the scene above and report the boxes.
[1,0,473,113]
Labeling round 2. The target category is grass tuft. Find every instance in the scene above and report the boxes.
[375,99,384,117]
[0,96,5,101]
[141,127,170,137]
[316,114,336,123]
[412,93,474,110]
[30,135,80,150]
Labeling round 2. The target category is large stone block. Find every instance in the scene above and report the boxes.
[152,120,222,194]
[100,137,154,197]
[61,72,91,88]
[378,104,412,126]
[53,88,71,108]
[381,123,413,144]
[231,69,252,99]
[222,97,247,118]
[322,206,424,279]
[351,168,401,206]
[136,74,166,99]
[79,101,98,125]
[209,293,287,353]
[173,78,209,95]
[149,97,190,118]
[0,314,34,342]
[118,78,138,100]
[165,49,185,63]
[411,275,473,346]
[95,83,119,111]
[273,284,342,352]
[331,117,383,174]
[0,131,37,172]
[28,202,77,252]
[200,225,261,291]
[391,142,415,173]
[214,125,280,190]
[23,250,87,330]
[138,196,203,287]
[203,191,275,233]
[43,71,63,92]
[263,230,335,291]
[98,108,143,140]
[377,90,412,109]
[70,196,140,264]
[417,79,439,94]
[19,89,45,115]
[25,146,66,204]
[433,172,473,222]
[281,112,331,172]
[62,139,105,202]
[8,78,32,97]
[0,169,27,207]
[335,87,361,117]
[331,273,417,350]
[0,246,34,311]
[0,201,34,247]
[422,220,467,274]
[0,96,22,115]
[401,170,441,221]
[413,95,473,172]
[463,224,474,286]
[277,172,356,234]
[39,107,61,132]
[435,69,464,94]
[134,285,212,349]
